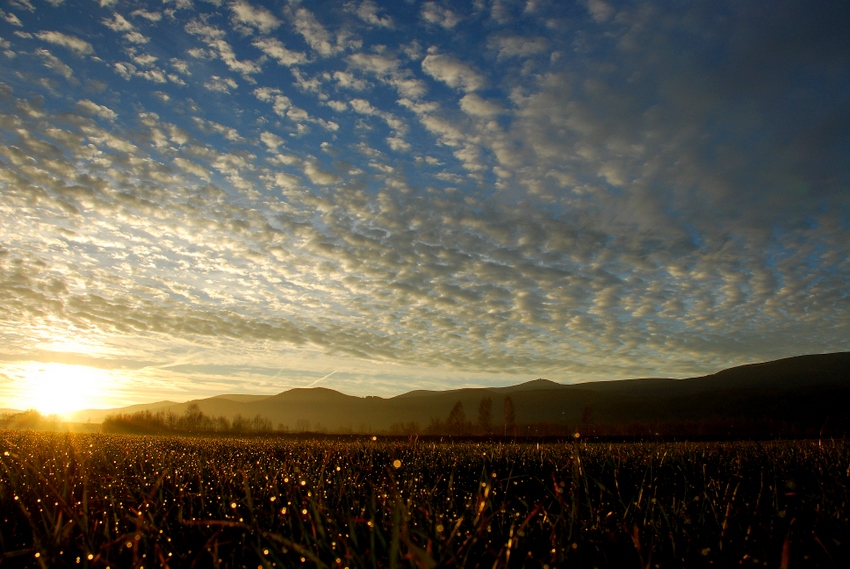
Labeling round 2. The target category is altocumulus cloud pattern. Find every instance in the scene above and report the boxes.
[0,0,848,405]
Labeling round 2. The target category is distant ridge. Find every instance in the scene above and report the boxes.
[497,378,563,392]
[69,352,850,436]
[209,394,272,403]
[68,400,179,421]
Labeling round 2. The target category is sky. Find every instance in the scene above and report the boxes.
[0,0,848,415]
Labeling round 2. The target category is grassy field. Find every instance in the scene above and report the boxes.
[1,432,848,568]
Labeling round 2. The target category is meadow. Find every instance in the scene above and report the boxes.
[1,432,848,568]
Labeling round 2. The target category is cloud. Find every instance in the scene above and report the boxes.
[584,0,614,23]
[230,0,281,35]
[167,124,191,145]
[35,31,93,56]
[349,98,407,135]
[162,0,192,10]
[302,161,341,185]
[113,61,136,80]
[254,87,291,116]
[170,58,191,76]
[459,93,502,117]
[291,6,339,57]
[253,86,336,132]
[270,170,301,192]
[124,31,149,44]
[128,49,157,67]
[204,75,239,93]
[36,48,75,80]
[0,0,848,396]
[185,20,225,43]
[130,9,162,23]
[347,51,399,77]
[192,117,243,142]
[347,0,393,28]
[260,131,285,151]
[100,14,149,43]
[173,156,212,181]
[332,70,368,91]
[76,99,117,120]
[111,52,171,84]
[2,11,23,26]
[102,12,134,32]
[185,20,262,77]
[421,2,461,29]
[386,136,410,152]
[489,35,548,59]
[252,37,308,66]
[421,53,486,92]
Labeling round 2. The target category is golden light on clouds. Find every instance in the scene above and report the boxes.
[0,0,847,406]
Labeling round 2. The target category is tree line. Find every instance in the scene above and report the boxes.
[102,403,278,435]
[6,400,823,438]
[388,395,518,436]
[1,410,61,431]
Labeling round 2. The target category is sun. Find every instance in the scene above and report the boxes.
[15,363,108,417]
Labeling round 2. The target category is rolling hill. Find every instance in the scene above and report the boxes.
[69,352,850,436]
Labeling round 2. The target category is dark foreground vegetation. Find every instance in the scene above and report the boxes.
[1,432,848,568]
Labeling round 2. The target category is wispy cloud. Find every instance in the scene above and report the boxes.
[36,30,93,55]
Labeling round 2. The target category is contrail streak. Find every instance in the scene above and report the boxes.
[305,370,338,388]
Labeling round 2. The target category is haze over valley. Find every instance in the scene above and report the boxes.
[38,353,843,437]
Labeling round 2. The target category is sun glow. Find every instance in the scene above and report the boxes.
[10,363,111,417]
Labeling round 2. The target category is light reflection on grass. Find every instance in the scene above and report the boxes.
[0,432,848,567]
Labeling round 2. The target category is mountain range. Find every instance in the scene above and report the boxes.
[65,352,850,436]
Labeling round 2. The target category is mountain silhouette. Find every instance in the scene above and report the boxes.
[69,352,850,436]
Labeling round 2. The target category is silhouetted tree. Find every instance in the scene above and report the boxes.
[252,414,272,432]
[214,415,230,432]
[165,411,179,430]
[426,417,445,435]
[183,402,204,432]
[229,414,244,432]
[478,396,493,435]
[447,401,467,435]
